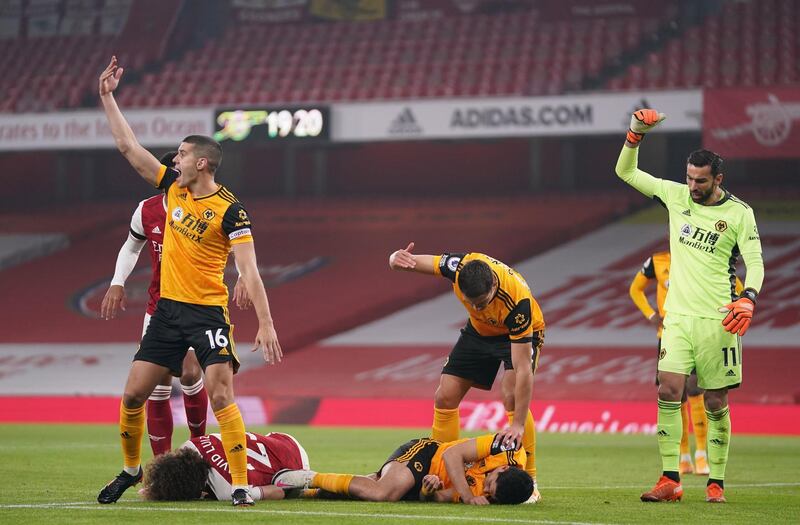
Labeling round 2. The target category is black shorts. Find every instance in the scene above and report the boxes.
[136,298,239,376]
[442,322,543,390]
[378,438,441,501]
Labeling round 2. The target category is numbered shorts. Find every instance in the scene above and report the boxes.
[136,298,239,376]
[442,322,543,390]
[659,312,741,390]
[377,438,441,501]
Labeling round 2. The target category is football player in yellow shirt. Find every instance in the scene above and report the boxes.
[388,243,545,503]
[96,56,282,507]
[272,433,533,505]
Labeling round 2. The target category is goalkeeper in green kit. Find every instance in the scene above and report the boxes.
[616,109,765,504]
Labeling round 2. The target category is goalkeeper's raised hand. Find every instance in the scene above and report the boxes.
[626,109,666,146]
[719,289,757,336]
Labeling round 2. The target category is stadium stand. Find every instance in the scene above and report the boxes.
[606,0,798,90]
[0,193,642,345]
[3,0,795,110]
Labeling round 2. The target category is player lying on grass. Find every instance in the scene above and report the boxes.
[273,434,533,505]
[140,431,309,501]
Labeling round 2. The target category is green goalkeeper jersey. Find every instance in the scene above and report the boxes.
[616,146,764,319]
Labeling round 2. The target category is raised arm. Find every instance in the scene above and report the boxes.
[615,109,666,198]
[388,242,436,274]
[98,56,162,186]
[231,241,282,365]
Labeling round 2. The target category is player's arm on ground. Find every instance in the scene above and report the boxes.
[101,202,147,320]
[420,474,457,502]
[231,241,282,364]
[98,56,162,185]
[629,257,657,322]
[388,242,437,274]
[442,438,491,505]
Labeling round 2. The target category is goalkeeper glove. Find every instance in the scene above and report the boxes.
[627,109,666,145]
[719,288,757,336]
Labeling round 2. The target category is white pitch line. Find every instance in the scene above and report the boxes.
[542,482,800,490]
[0,503,616,525]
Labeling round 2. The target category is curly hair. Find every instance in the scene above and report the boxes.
[492,467,533,504]
[143,448,210,501]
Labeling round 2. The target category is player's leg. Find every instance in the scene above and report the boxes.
[641,313,694,502]
[432,374,473,441]
[204,362,251,504]
[179,349,208,437]
[275,462,415,502]
[694,318,740,502]
[99,300,189,504]
[146,372,174,455]
[139,312,177,455]
[686,371,709,474]
[703,387,729,502]
[434,326,502,442]
[181,301,251,506]
[98,360,171,503]
[679,392,693,474]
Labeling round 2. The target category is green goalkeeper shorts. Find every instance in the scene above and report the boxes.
[658,312,742,390]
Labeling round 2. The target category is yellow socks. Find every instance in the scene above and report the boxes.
[706,406,731,481]
[119,403,145,474]
[688,394,708,451]
[432,407,460,442]
[312,473,354,495]
[680,402,691,456]
[507,410,537,479]
[657,399,682,473]
[215,403,248,488]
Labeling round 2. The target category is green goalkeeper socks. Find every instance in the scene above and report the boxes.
[657,399,683,474]
[706,406,731,480]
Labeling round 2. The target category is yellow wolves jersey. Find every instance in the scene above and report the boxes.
[641,251,671,318]
[155,165,253,306]
[433,252,545,342]
[429,434,526,501]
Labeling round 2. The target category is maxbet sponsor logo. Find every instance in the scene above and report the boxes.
[679,223,721,253]
[169,209,209,243]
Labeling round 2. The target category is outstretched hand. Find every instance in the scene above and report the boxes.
[99,56,124,96]
[389,242,416,270]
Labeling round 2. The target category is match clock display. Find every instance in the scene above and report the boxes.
[214,107,329,142]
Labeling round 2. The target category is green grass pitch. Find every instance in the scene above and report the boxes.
[0,424,798,524]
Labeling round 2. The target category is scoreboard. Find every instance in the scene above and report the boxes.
[213,107,329,143]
